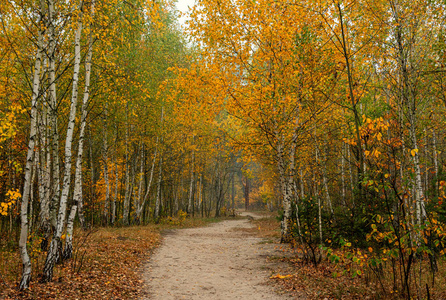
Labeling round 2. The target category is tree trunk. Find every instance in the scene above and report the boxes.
[336,3,364,197]
[320,145,334,215]
[198,174,203,213]
[188,147,195,215]
[293,180,303,244]
[231,172,235,210]
[48,0,60,245]
[102,115,110,223]
[30,158,36,230]
[244,176,250,211]
[19,3,44,287]
[123,111,131,225]
[277,137,292,243]
[111,152,118,224]
[88,125,95,226]
[299,168,305,200]
[341,143,346,205]
[136,138,158,222]
[43,0,84,282]
[37,103,51,232]
[64,5,95,259]
[154,156,163,221]
[135,142,144,222]
[433,129,439,193]
[347,144,355,204]
[392,3,426,225]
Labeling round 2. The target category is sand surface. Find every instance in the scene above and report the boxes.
[143,212,291,299]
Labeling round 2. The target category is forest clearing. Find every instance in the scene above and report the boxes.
[2,0,446,299]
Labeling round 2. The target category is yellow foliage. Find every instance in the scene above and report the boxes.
[270,274,292,279]
[0,189,20,216]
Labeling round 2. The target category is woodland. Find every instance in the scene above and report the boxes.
[1,0,446,299]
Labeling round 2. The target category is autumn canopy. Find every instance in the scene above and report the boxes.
[1,0,446,298]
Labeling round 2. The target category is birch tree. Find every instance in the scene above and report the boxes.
[42,0,85,282]
[19,0,45,288]
[64,0,95,259]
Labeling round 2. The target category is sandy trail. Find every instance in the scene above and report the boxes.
[143,212,290,299]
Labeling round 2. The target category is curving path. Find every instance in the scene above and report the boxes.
[143,212,290,299]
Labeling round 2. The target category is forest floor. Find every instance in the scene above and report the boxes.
[5,212,445,299]
[142,211,296,300]
[0,217,222,299]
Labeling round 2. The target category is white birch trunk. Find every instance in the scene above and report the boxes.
[50,105,60,233]
[111,152,118,224]
[287,125,302,242]
[102,122,110,222]
[48,0,60,232]
[123,111,131,225]
[37,104,51,229]
[135,142,144,222]
[197,174,202,213]
[136,140,158,222]
[187,147,195,214]
[180,168,185,210]
[154,107,164,221]
[122,159,130,224]
[321,147,334,215]
[299,168,305,200]
[154,156,163,220]
[424,129,428,194]
[64,3,95,259]
[175,177,179,215]
[30,159,36,230]
[432,129,439,192]
[411,123,426,224]
[19,6,44,288]
[43,0,84,281]
[314,149,323,245]
[277,139,291,243]
[347,144,355,204]
[293,179,303,243]
[341,143,346,205]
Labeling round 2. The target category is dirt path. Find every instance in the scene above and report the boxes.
[143,212,291,299]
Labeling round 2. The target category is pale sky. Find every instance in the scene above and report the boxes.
[176,0,196,26]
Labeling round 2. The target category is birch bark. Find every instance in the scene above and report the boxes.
[102,117,110,222]
[187,145,195,214]
[314,148,323,245]
[277,138,291,243]
[37,104,50,230]
[43,0,84,281]
[48,0,60,232]
[111,152,118,224]
[154,107,164,221]
[19,1,45,288]
[433,129,439,193]
[321,146,334,215]
[123,105,131,225]
[135,142,144,222]
[64,2,95,258]
[392,2,426,225]
[154,156,163,221]
[136,139,158,222]
[341,143,346,205]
